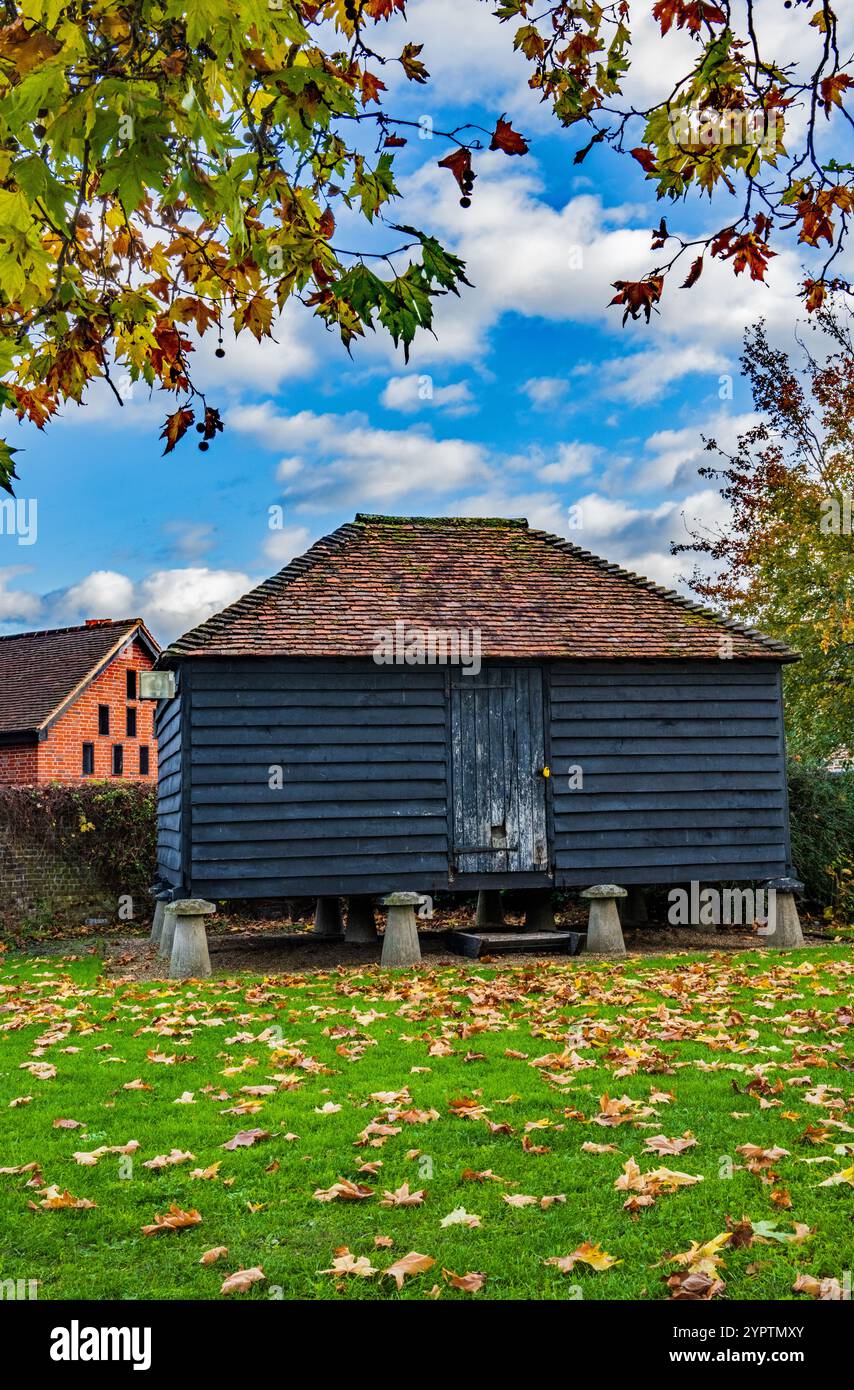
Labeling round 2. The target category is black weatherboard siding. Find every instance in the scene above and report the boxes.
[155,656,792,898]
[184,659,449,898]
[550,661,790,885]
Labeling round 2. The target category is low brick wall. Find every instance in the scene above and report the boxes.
[0,831,117,927]
[0,785,156,933]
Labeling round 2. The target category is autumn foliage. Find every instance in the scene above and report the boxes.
[0,1,851,486]
[674,312,854,765]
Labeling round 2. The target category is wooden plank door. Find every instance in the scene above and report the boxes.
[450,666,549,876]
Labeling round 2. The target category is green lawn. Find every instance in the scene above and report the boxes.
[0,946,852,1301]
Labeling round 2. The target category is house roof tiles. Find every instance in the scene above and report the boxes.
[163,516,798,663]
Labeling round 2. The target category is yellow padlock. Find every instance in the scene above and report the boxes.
[541,766,551,778]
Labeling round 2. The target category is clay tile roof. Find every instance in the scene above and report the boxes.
[0,619,159,735]
[163,516,798,663]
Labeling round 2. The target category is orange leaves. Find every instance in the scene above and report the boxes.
[609,276,664,325]
[399,42,428,84]
[443,1268,486,1293]
[615,1157,703,1210]
[795,186,853,248]
[141,1204,202,1235]
[234,294,274,343]
[643,1131,697,1156]
[793,1273,845,1301]
[384,1251,436,1290]
[199,1246,228,1265]
[32,1185,97,1211]
[630,147,658,175]
[159,407,194,456]
[711,217,775,280]
[681,256,704,289]
[320,1248,379,1279]
[438,147,474,196]
[142,1149,196,1170]
[652,0,726,37]
[0,18,61,79]
[380,1182,425,1207]
[313,1177,374,1202]
[819,73,853,117]
[545,1242,621,1274]
[222,1128,271,1150]
[490,116,529,157]
[220,1266,266,1296]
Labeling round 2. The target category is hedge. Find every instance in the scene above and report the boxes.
[0,782,156,904]
[788,763,854,921]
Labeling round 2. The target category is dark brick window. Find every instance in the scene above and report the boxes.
[126,706,137,737]
[82,743,94,776]
[139,745,149,776]
[111,745,123,776]
[126,669,137,699]
[98,705,110,735]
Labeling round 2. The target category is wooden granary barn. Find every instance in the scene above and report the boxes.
[153,514,799,934]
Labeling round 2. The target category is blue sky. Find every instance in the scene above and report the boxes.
[1,0,850,645]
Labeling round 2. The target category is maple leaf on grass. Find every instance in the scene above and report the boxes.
[439,1207,481,1228]
[381,1182,425,1207]
[792,1273,844,1301]
[140,1204,202,1235]
[32,1186,97,1211]
[545,1242,621,1273]
[220,1266,266,1296]
[222,1128,271,1150]
[200,1247,228,1266]
[314,1178,374,1202]
[383,1251,436,1290]
[320,1248,378,1279]
[443,1269,486,1293]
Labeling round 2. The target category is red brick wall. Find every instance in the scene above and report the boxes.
[0,634,158,785]
[0,744,39,785]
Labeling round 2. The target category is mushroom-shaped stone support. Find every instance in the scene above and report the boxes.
[581,884,628,955]
[760,877,806,949]
[380,892,423,968]
[313,896,344,938]
[149,890,171,946]
[169,899,216,979]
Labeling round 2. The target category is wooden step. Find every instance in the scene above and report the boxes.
[444,930,583,959]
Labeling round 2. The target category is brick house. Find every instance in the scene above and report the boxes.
[0,618,160,785]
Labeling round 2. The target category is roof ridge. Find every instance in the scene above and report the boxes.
[531,529,794,656]
[354,513,529,528]
[0,617,141,643]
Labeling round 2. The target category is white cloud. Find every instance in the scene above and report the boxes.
[536,441,599,484]
[136,568,255,643]
[263,524,314,566]
[47,566,255,646]
[228,402,491,505]
[276,457,304,481]
[600,343,731,405]
[162,521,217,560]
[380,374,476,416]
[59,570,136,620]
[0,566,41,623]
[635,411,759,491]
[520,377,569,409]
